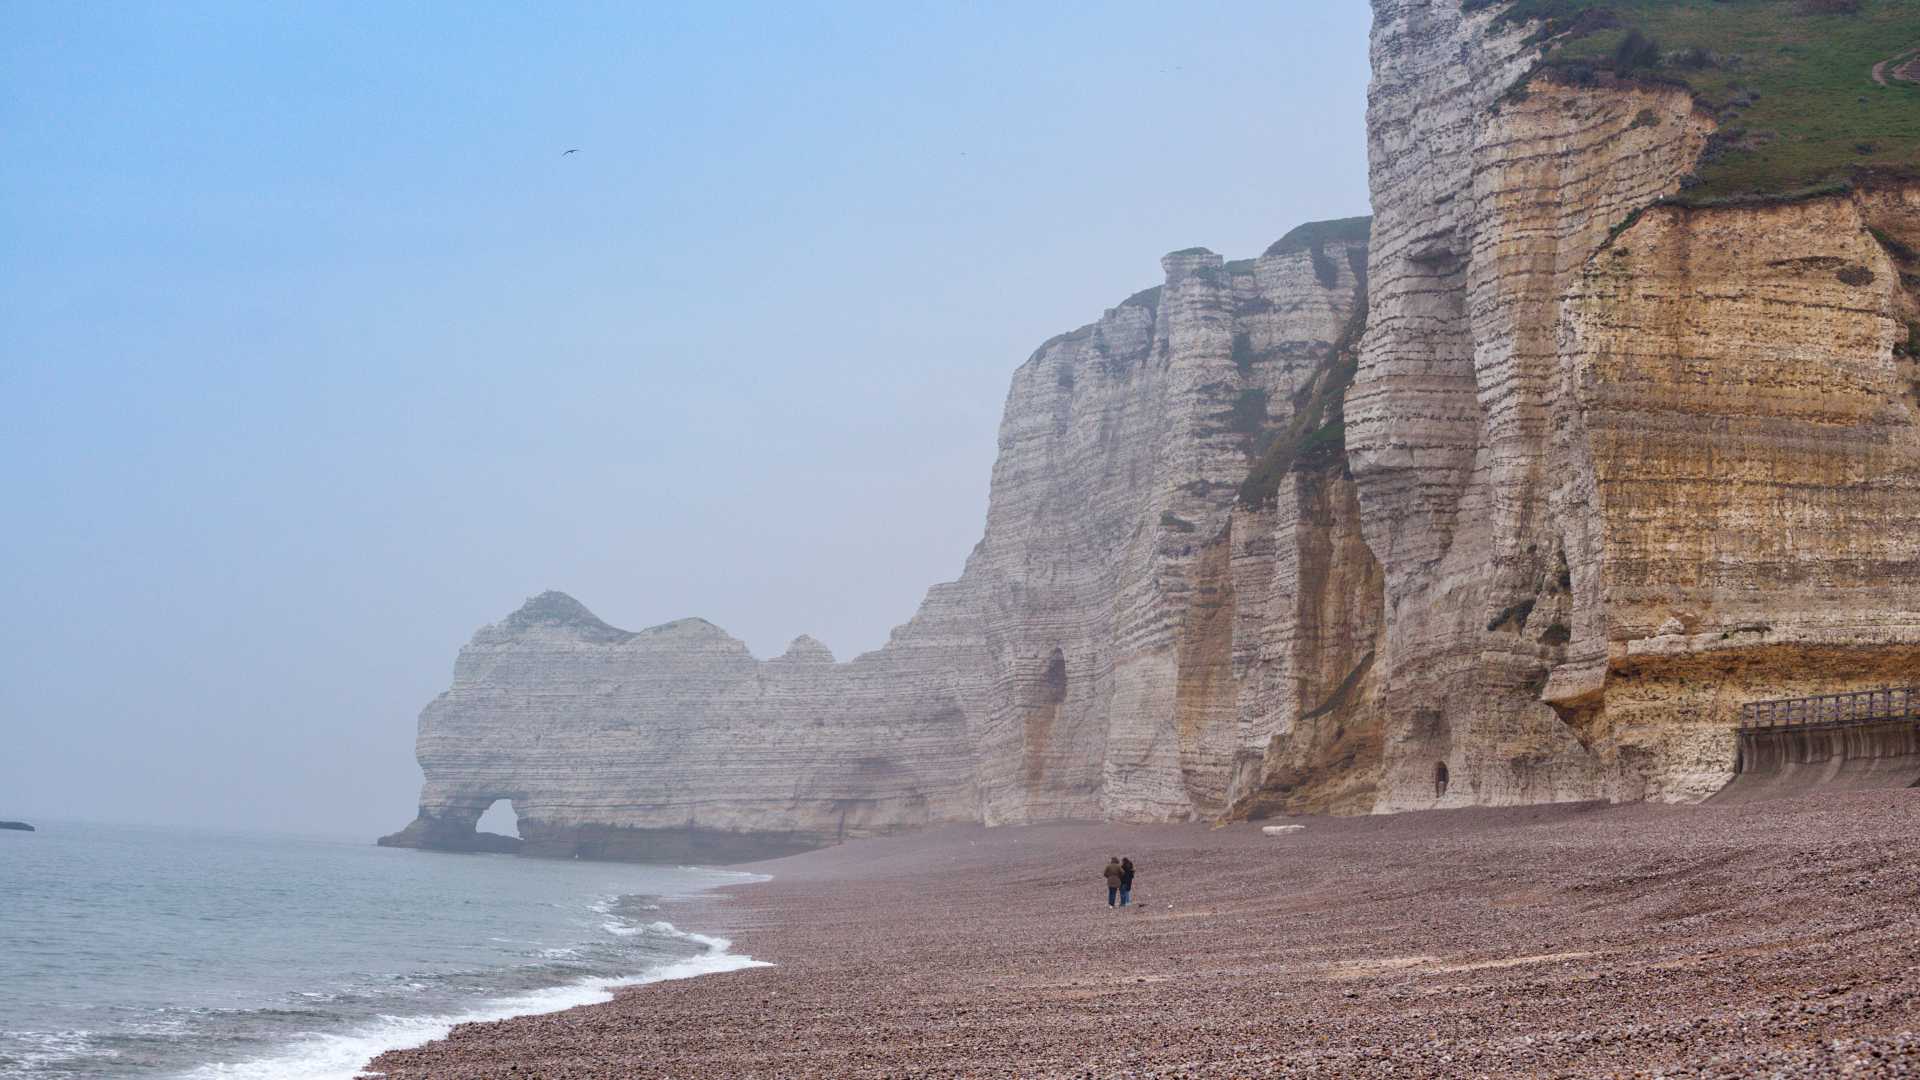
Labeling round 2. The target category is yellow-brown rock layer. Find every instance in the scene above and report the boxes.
[1353,0,1720,812]
[1224,456,1387,819]
[387,2,1920,861]
[1557,192,1920,800]
[1352,0,1917,811]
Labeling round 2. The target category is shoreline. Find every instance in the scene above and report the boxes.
[178,874,769,1080]
[225,925,761,1080]
[0,823,773,1080]
[365,795,1920,1078]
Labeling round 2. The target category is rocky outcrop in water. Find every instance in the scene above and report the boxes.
[385,0,1920,860]
[379,592,984,861]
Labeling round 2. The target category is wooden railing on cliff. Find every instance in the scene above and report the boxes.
[1738,688,1920,732]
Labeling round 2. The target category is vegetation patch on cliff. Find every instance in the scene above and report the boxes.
[1237,283,1369,510]
[504,591,637,644]
[1219,388,1271,437]
[1473,0,1920,199]
[1118,285,1162,312]
[1264,216,1374,289]
[1263,217,1374,258]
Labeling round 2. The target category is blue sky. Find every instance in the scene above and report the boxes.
[0,2,1373,837]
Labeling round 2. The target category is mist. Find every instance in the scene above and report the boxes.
[0,2,1372,839]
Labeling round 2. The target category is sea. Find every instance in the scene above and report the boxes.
[0,820,767,1079]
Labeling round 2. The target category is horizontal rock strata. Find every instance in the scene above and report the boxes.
[382,592,985,860]
[385,227,1380,859]
[385,0,1920,860]
[1349,0,1920,812]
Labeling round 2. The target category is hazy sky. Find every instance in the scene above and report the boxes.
[1,2,1373,839]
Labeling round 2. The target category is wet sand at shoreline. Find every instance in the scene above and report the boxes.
[365,792,1920,1078]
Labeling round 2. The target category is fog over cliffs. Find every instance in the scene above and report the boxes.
[386,0,1920,859]
[3,5,1379,838]
[384,224,1379,858]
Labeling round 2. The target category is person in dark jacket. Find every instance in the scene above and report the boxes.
[1119,857,1135,907]
[1103,856,1123,907]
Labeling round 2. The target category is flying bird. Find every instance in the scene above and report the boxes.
[562,148,580,156]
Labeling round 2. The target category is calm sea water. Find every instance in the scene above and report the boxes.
[0,821,766,1079]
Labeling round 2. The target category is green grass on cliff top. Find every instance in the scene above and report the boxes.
[1473,0,1920,200]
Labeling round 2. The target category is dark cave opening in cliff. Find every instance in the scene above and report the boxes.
[1042,649,1067,704]
[1434,762,1450,798]
[1023,649,1069,783]
[476,798,522,839]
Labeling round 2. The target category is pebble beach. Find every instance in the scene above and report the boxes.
[365,791,1920,1078]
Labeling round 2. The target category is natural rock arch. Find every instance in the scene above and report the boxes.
[378,794,523,854]
[475,796,523,839]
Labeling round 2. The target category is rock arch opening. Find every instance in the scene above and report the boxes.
[476,797,522,839]
[377,795,524,854]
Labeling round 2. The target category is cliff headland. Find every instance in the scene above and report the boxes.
[384,0,1920,862]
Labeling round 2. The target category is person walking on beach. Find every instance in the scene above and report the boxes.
[1119,856,1135,907]
[1104,856,1123,907]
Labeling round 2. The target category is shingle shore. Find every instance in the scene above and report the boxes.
[365,792,1920,1078]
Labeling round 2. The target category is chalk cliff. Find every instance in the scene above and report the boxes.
[385,0,1920,860]
[378,592,983,861]
[383,223,1378,858]
[1347,0,1920,811]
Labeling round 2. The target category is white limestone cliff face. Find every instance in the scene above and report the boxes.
[386,0,1920,859]
[969,234,1372,825]
[384,228,1377,858]
[379,592,985,861]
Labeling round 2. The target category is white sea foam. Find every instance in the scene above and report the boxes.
[678,867,773,882]
[177,926,767,1080]
[0,1029,110,1076]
